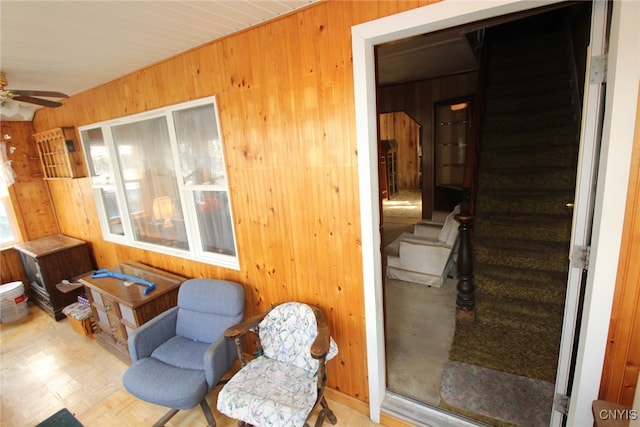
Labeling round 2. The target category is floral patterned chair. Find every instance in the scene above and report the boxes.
[217,302,338,427]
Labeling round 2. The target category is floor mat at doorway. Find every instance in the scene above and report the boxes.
[440,361,554,427]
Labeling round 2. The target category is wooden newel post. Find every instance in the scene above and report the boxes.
[455,213,476,325]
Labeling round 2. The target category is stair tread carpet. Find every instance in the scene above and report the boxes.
[476,190,576,216]
[486,74,575,97]
[480,145,578,170]
[475,264,568,305]
[486,88,575,114]
[450,316,562,382]
[474,238,569,273]
[475,213,573,243]
[481,107,576,133]
[482,125,577,149]
[479,167,577,192]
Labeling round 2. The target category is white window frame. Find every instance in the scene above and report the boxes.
[0,192,20,248]
[79,96,239,270]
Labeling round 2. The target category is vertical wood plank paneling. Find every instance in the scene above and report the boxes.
[380,112,421,189]
[599,88,640,406]
[0,247,28,286]
[0,121,58,241]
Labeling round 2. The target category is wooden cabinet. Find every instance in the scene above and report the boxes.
[380,139,399,199]
[33,127,86,179]
[434,99,472,190]
[78,262,186,364]
[14,235,94,320]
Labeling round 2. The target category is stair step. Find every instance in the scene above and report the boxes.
[475,264,567,305]
[489,29,569,59]
[475,213,573,243]
[482,107,577,134]
[486,73,575,98]
[482,125,578,150]
[476,189,576,216]
[486,88,576,115]
[479,167,577,192]
[476,295,565,335]
[489,55,572,84]
[450,308,562,382]
[474,237,570,273]
[481,144,578,170]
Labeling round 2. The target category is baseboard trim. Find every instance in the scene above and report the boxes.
[324,388,414,427]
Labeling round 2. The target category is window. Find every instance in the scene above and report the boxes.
[79,97,238,269]
[0,141,19,247]
[0,193,19,247]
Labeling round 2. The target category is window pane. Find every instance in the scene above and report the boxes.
[173,104,226,187]
[100,188,124,236]
[195,191,236,256]
[112,117,188,249]
[81,128,114,185]
[0,199,17,245]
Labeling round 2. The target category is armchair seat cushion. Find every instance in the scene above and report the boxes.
[123,357,208,410]
[217,356,317,427]
[151,335,210,371]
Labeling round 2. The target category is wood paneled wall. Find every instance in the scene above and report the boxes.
[0,247,27,286]
[0,121,58,288]
[30,0,434,402]
[0,121,58,241]
[379,112,421,190]
[599,88,640,406]
[378,72,476,218]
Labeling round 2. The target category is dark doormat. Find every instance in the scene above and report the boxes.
[36,408,83,427]
[440,361,555,427]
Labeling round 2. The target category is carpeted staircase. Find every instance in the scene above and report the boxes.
[448,21,581,389]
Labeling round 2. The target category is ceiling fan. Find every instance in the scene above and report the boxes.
[0,71,68,108]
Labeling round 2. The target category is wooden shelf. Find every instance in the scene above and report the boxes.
[33,127,86,179]
[434,99,472,190]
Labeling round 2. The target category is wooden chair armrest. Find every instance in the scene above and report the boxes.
[310,306,332,359]
[224,313,267,339]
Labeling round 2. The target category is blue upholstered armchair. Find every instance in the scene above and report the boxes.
[123,278,244,427]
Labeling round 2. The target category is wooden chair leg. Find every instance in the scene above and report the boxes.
[320,396,337,425]
[315,410,326,427]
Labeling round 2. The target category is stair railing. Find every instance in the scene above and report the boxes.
[456,39,490,325]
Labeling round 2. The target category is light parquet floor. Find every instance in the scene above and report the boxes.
[0,303,383,427]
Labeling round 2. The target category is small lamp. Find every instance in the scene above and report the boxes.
[152,196,175,227]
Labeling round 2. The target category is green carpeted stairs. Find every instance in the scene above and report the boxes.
[448,25,580,385]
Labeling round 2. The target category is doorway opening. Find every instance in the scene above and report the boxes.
[375,3,594,426]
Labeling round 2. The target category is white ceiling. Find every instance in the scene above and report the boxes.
[0,0,317,120]
[377,30,478,86]
[0,0,479,121]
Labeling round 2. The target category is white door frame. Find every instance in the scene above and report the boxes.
[352,1,639,425]
[551,1,608,425]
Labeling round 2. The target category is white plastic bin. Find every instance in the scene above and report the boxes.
[0,281,29,323]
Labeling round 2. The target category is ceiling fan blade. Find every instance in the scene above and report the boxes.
[13,95,63,108]
[10,89,69,98]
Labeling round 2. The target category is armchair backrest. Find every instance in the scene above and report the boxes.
[176,279,244,343]
[438,204,461,246]
[258,302,336,373]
